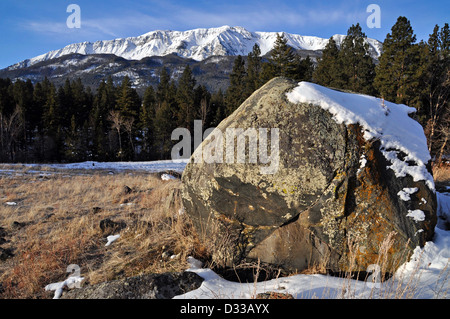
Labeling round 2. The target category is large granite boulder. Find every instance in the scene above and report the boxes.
[181,77,437,273]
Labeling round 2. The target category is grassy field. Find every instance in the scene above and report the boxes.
[0,163,448,299]
[0,169,205,299]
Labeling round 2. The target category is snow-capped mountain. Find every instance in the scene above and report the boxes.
[8,26,382,70]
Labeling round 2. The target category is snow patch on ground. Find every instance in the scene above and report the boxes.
[45,275,84,299]
[5,202,17,206]
[0,159,189,175]
[105,234,121,247]
[161,173,177,181]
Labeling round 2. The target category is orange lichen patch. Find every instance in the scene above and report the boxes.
[345,207,404,270]
[343,145,412,271]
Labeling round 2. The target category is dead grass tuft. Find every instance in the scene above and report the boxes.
[433,162,450,183]
[0,171,202,299]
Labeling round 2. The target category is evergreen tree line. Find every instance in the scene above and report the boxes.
[0,16,448,163]
[0,33,314,163]
[0,71,209,162]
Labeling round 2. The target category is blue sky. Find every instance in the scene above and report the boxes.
[0,0,448,69]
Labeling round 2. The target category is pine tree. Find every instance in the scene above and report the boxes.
[225,55,247,116]
[246,44,263,96]
[31,81,46,160]
[156,68,171,104]
[314,37,341,88]
[194,85,211,127]
[0,104,24,162]
[11,79,33,159]
[290,55,314,81]
[339,23,375,95]
[71,78,91,127]
[90,79,116,160]
[42,82,63,161]
[116,76,140,119]
[176,65,196,131]
[154,100,173,159]
[269,33,297,78]
[114,76,141,159]
[374,17,422,106]
[210,89,226,127]
[153,69,179,159]
[0,78,15,117]
[422,23,450,157]
[139,85,157,159]
[260,61,277,84]
[65,115,79,161]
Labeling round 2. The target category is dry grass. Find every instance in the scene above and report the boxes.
[433,162,450,184]
[1,163,448,299]
[0,170,204,299]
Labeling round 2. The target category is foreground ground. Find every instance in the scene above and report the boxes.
[0,163,205,298]
[0,162,448,299]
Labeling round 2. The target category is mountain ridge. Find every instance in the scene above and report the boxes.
[6,25,382,70]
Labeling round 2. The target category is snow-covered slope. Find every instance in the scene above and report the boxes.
[8,26,382,70]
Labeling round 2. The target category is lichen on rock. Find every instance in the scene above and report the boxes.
[181,77,437,274]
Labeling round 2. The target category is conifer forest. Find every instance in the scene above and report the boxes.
[0,17,448,164]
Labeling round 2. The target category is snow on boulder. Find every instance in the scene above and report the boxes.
[286,82,435,191]
[182,77,437,274]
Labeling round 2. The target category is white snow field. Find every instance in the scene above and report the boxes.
[0,159,189,176]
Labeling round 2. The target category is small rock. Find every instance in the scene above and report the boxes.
[99,219,127,235]
[161,247,175,259]
[255,292,294,299]
[0,247,14,261]
[61,272,204,299]
[161,251,172,259]
[10,221,25,230]
[122,185,133,195]
[91,207,102,214]
[43,213,55,220]
[170,253,181,260]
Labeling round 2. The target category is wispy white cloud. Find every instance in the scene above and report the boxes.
[18,1,364,41]
[19,12,169,41]
[142,2,362,32]
[22,21,68,35]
